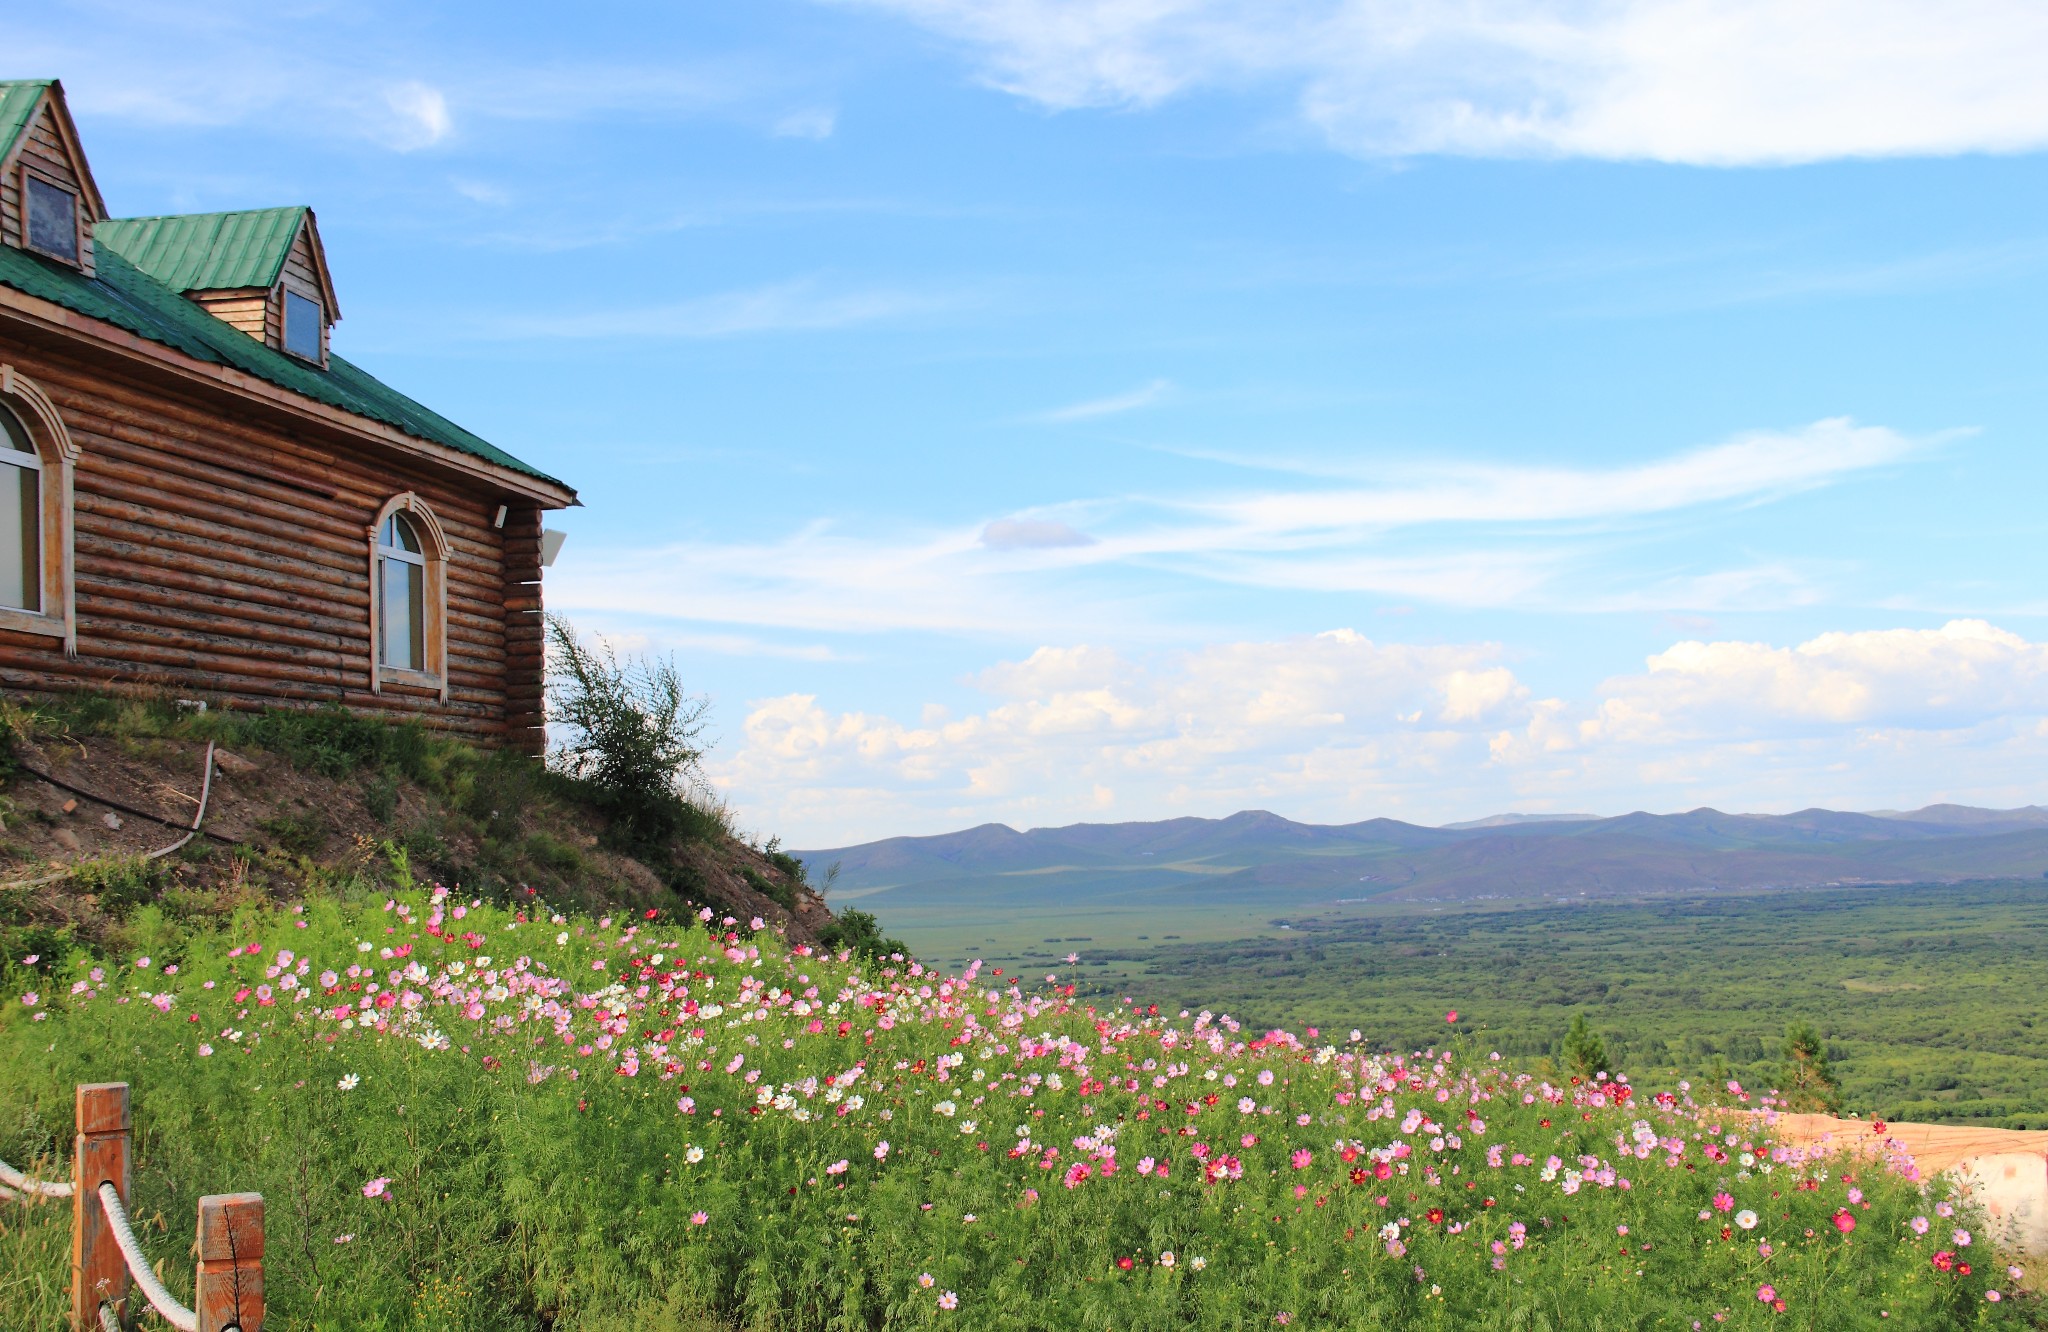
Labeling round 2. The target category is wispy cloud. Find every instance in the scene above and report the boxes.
[835,0,2048,166]
[549,418,1941,639]
[1036,378,1172,423]
[473,279,966,341]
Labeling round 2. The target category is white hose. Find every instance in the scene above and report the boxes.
[0,1157,72,1198]
[97,1181,198,1332]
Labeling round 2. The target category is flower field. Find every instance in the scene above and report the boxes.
[0,888,2034,1330]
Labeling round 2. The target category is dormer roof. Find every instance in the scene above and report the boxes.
[0,79,108,220]
[97,207,341,318]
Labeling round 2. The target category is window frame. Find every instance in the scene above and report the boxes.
[0,366,77,652]
[366,493,448,698]
[18,167,83,267]
[281,286,325,364]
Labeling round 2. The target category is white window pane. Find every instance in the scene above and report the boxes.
[0,464,41,612]
[380,556,425,672]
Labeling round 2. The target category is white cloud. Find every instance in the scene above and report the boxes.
[1585,619,2048,742]
[840,0,2048,165]
[723,630,1523,838]
[549,418,1934,637]
[382,82,453,151]
[724,620,2048,844]
[773,108,839,139]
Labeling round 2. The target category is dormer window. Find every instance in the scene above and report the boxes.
[23,174,79,264]
[283,289,323,362]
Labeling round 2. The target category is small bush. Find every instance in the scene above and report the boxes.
[67,856,170,921]
[544,614,711,855]
[816,907,907,963]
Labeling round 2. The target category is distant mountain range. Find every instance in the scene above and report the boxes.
[795,805,2048,915]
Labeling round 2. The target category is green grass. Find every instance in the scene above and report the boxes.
[0,885,2034,1330]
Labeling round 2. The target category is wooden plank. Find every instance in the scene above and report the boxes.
[71,1082,130,1332]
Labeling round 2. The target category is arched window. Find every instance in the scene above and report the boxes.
[367,494,447,696]
[0,366,77,653]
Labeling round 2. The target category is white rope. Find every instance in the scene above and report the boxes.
[0,1156,73,1198]
[97,1181,197,1332]
[98,1301,121,1332]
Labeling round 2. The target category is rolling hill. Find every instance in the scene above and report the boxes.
[795,804,2048,957]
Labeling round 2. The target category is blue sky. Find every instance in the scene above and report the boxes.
[14,1,2048,844]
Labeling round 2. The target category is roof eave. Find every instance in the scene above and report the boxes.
[0,281,575,508]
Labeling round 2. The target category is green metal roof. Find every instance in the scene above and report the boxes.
[95,208,310,295]
[0,241,568,493]
[0,82,51,165]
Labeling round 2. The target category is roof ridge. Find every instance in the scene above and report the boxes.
[102,205,308,225]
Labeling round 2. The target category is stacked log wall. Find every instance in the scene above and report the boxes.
[0,334,544,744]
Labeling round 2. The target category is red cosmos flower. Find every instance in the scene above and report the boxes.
[1349,1168,1368,1186]
[1445,1011,1458,1024]
[1341,1146,1360,1163]
[644,908,658,919]
[1425,1208,1445,1226]
[1832,1210,1855,1234]
[1116,1257,1135,1271]
[1933,1251,1956,1272]
[1870,1120,1888,1135]
[1959,1263,1972,1276]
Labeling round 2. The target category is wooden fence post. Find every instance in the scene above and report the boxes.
[71,1082,130,1331]
[195,1193,264,1332]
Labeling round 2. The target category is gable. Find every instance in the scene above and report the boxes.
[0,80,108,276]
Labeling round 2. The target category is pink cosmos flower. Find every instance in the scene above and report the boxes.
[1756,1284,1776,1303]
[1712,1192,1734,1213]
[362,1177,390,1199]
[1833,1210,1855,1233]
[938,1292,959,1310]
[690,1212,708,1225]
[1290,1149,1313,1170]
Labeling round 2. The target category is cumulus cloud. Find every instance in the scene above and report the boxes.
[718,621,2048,843]
[839,0,2048,165]
[1585,620,2048,742]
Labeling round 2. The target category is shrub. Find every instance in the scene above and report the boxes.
[816,907,906,963]
[543,614,710,854]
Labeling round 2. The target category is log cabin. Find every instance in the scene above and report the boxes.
[0,78,576,752]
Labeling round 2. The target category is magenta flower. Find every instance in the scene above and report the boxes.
[361,1177,390,1199]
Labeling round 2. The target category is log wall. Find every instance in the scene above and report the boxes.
[0,333,553,745]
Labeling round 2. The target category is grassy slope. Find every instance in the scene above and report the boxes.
[0,886,2035,1331]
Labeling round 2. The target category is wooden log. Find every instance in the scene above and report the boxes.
[195,1193,265,1332]
[71,1083,130,1332]
[78,518,364,595]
